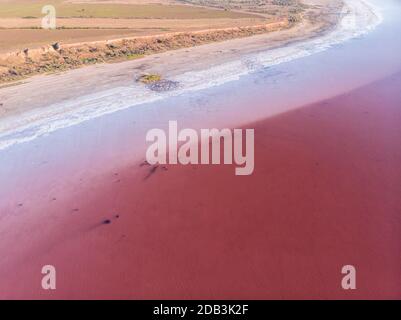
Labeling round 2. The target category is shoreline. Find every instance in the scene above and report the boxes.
[0,0,297,83]
[0,0,382,151]
[0,19,290,83]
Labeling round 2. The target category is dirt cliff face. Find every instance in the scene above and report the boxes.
[0,20,289,84]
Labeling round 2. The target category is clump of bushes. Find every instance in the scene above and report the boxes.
[137,73,162,84]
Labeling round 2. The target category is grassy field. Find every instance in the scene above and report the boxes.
[0,0,273,52]
[0,1,257,19]
[0,28,148,52]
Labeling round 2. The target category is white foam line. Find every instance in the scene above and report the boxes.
[0,0,383,151]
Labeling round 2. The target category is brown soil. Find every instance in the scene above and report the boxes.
[0,17,270,53]
[0,20,289,83]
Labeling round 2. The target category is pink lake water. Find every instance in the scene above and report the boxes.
[0,0,400,299]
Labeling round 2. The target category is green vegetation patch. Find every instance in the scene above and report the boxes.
[137,73,162,84]
[127,53,145,60]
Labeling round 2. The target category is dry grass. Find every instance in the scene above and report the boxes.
[137,73,162,83]
[0,1,257,19]
[0,20,289,83]
[0,28,149,53]
[0,17,270,53]
[0,0,272,52]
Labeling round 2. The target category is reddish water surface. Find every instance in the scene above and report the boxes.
[1,71,400,299]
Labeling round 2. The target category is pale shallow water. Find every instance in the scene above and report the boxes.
[0,0,383,151]
[0,0,400,208]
